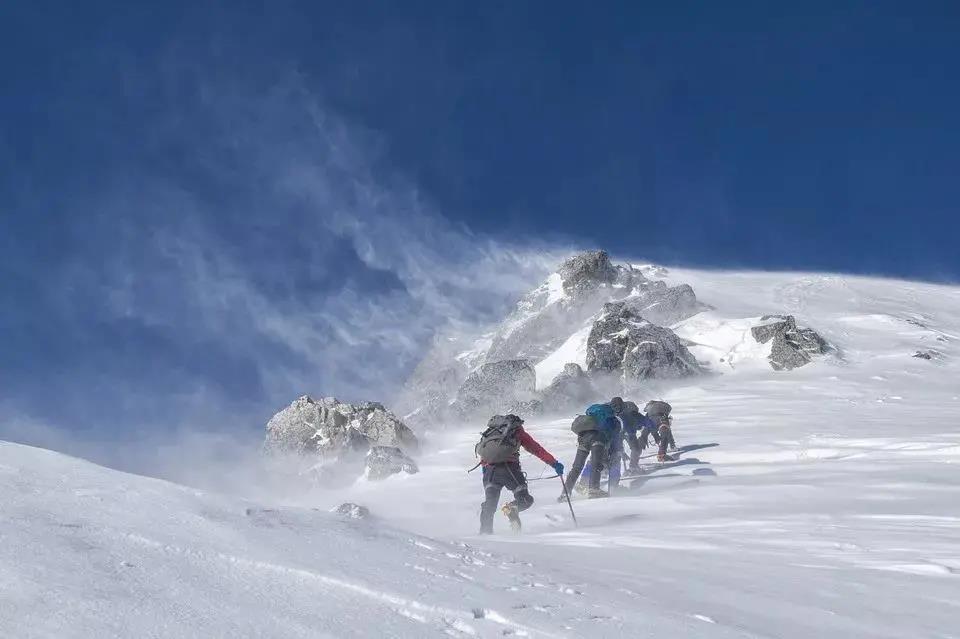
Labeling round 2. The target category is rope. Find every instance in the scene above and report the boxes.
[526,474,561,482]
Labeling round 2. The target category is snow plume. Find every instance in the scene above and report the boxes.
[1,55,570,486]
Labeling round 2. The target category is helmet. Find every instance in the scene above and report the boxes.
[610,397,624,414]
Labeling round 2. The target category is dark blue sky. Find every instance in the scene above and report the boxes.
[1,2,958,449]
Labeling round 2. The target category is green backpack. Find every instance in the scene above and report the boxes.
[475,415,523,464]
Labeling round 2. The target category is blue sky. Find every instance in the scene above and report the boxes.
[1,2,958,459]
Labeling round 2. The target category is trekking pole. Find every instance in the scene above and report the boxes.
[557,475,578,528]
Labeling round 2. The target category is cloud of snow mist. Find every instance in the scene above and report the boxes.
[111,72,568,402]
[1,57,573,490]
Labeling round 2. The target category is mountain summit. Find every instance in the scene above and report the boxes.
[397,250,836,425]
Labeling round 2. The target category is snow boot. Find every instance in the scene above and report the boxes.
[501,503,522,532]
[587,488,609,499]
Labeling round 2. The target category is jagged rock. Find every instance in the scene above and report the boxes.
[913,349,943,361]
[484,252,625,363]
[625,282,702,326]
[264,395,419,461]
[452,359,538,416]
[365,446,419,481]
[751,315,831,371]
[331,503,371,519]
[484,252,699,364]
[558,250,618,294]
[638,264,669,279]
[586,302,701,381]
[540,363,598,408]
[398,251,706,422]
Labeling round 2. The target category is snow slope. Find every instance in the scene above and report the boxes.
[4,269,960,638]
[533,324,591,388]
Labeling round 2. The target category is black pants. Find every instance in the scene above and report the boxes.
[564,430,607,493]
[480,462,533,533]
[657,424,676,456]
[639,425,661,450]
[624,426,662,468]
[624,430,641,469]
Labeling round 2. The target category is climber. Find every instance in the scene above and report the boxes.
[645,400,677,462]
[620,400,656,474]
[474,414,563,534]
[562,397,624,499]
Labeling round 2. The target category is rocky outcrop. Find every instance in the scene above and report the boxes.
[751,315,831,370]
[627,282,702,326]
[484,252,626,364]
[265,396,419,462]
[558,250,618,294]
[913,349,944,361]
[484,251,701,365]
[586,302,701,381]
[365,446,419,481]
[397,250,707,424]
[540,363,598,408]
[331,503,371,519]
[452,359,540,416]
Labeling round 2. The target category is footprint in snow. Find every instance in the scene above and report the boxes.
[442,617,476,635]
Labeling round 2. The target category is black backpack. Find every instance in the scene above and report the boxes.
[620,401,642,430]
[570,414,599,434]
[475,415,523,464]
[644,400,672,424]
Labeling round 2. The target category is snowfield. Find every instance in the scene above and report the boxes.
[3,268,960,638]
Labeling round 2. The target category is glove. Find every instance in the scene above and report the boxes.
[552,461,565,476]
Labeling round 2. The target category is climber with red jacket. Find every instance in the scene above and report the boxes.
[474,414,563,534]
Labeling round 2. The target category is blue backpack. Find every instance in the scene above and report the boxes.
[585,403,617,435]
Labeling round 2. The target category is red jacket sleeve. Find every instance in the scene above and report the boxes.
[517,428,557,466]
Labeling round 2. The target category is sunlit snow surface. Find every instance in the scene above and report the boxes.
[4,269,960,638]
[534,324,592,388]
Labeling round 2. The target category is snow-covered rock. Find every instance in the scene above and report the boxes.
[364,446,419,481]
[627,281,703,326]
[540,363,597,409]
[586,302,701,382]
[264,395,419,462]
[452,359,540,416]
[400,250,708,422]
[331,502,372,519]
[483,251,703,364]
[557,249,618,294]
[751,315,832,370]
